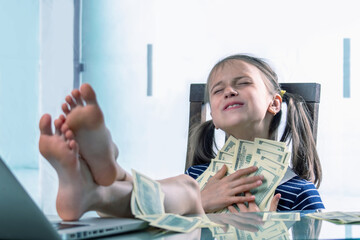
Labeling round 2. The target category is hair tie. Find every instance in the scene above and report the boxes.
[280,90,286,97]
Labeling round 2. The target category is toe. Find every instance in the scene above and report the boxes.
[65,129,75,140]
[68,139,79,153]
[80,83,97,105]
[39,114,53,135]
[61,123,70,134]
[72,89,84,106]
[54,115,65,135]
[66,95,77,110]
[62,103,71,115]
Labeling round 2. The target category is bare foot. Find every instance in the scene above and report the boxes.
[60,83,119,186]
[39,114,100,220]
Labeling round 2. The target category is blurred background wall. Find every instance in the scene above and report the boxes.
[0,0,359,214]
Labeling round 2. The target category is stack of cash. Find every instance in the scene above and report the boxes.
[130,169,220,233]
[197,136,290,212]
[306,211,360,224]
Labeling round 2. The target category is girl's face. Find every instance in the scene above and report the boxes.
[208,60,277,140]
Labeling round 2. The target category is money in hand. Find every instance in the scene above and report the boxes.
[196,137,291,211]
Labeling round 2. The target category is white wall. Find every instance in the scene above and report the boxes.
[0,0,74,214]
[0,0,41,206]
[0,0,39,168]
[81,0,360,211]
[38,0,74,214]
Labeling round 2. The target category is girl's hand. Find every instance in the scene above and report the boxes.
[270,193,281,211]
[228,192,260,212]
[228,192,281,213]
[201,165,264,213]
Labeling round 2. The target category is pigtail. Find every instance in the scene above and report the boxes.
[280,93,322,188]
[188,120,217,166]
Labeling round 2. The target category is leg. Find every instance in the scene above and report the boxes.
[61,83,125,186]
[39,115,202,221]
[160,174,204,215]
[95,174,204,218]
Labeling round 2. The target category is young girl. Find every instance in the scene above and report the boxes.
[186,54,324,212]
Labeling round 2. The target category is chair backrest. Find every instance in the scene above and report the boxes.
[185,82,321,171]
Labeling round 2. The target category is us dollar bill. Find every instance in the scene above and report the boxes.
[210,159,232,173]
[217,151,235,162]
[221,135,239,155]
[130,190,142,217]
[233,140,254,170]
[249,163,281,210]
[131,169,165,215]
[263,212,300,221]
[150,213,202,233]
[254,138,286,152]
[306,211,360,224]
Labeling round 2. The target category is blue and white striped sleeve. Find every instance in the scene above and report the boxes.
[276,176,325,211]
[185,164,210,180]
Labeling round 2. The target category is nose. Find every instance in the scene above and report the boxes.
[224,86,238,98]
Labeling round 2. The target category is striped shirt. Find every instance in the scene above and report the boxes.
[186,163,325,211]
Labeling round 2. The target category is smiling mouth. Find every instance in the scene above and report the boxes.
[225,103,243,110]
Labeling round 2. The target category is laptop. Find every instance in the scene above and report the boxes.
[0,157,148,239]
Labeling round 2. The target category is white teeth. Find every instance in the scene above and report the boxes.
[227,104,240,109]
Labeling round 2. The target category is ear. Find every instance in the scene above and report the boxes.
[267,94,282,116]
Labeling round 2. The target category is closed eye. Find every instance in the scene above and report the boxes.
[236,81,250,86]
[212,88,223,95]
[234,77,252,87]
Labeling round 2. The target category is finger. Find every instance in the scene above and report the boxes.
[237,202,249,212]
[248,202,260,212]
[231,180,262,195]
[231,194,256,204]
[212,164,228,180]
[229,166,259,180]
[228,205,239,214]
[270,193,281,211]
[232,174,264,187]
[230,175,264,188]
[246,192,260,212]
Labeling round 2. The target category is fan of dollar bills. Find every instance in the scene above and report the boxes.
[196,136,290,212]
[130,169,222,233]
